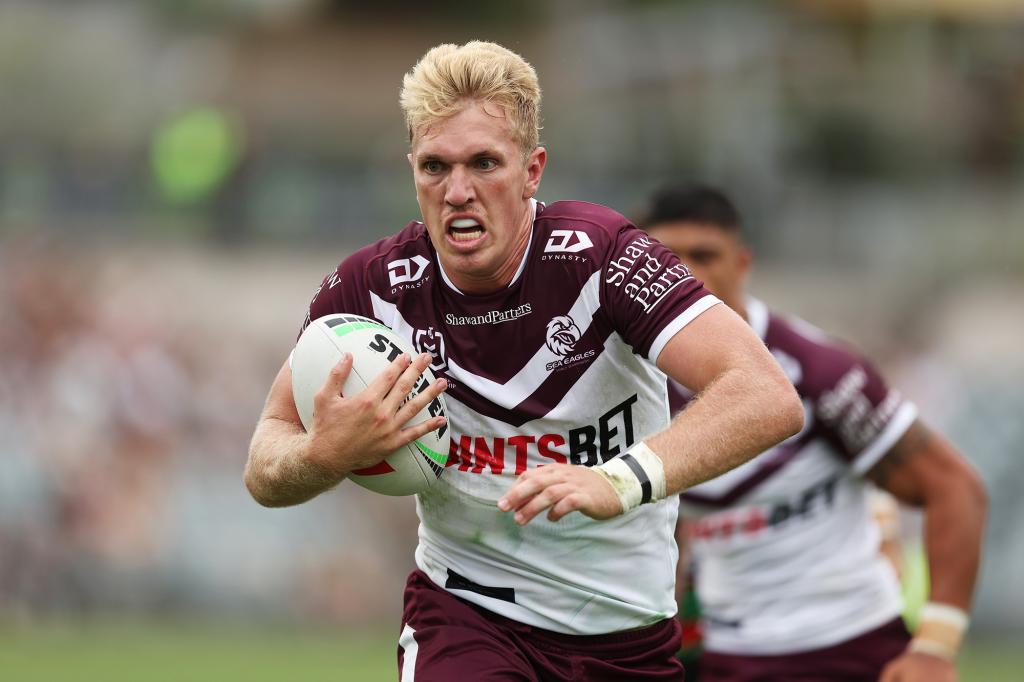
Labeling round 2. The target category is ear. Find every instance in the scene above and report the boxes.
[737,245,753,281]
[407,152,414,169]
[522,146,547,199]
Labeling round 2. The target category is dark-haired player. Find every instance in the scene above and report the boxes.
[642,183,987,682]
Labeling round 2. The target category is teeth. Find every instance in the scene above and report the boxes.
[450,228,483,242]
[451,218,480,229]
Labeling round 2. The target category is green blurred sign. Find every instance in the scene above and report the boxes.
[151,108,241,205]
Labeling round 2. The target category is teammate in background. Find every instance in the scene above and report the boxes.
[640,184,987,682]
[244,43,803,681]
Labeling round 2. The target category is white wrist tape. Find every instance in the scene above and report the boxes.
[593,441,667,513]
[909,602,970,661]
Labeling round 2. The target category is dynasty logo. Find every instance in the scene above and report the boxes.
[542,229,593,263]
[387,255,431,292]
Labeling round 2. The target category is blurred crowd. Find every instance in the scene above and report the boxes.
[1,243,187,614]
[0,242,420,626]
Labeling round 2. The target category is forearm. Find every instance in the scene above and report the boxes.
[244,416,344,507]
[646,364,802,495]
[921,478,987,610]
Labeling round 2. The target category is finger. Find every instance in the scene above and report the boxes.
[394,415,449,449]
[548,492,585,522]
[384,352,432,414]
[365,352,411,400]
[514,483,574,526]
[498,468,554,512]
[320,353,352,398]
[395,377,448,426]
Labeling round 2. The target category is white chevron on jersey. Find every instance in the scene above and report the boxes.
[371,290,410,338]
[446,271,602,407]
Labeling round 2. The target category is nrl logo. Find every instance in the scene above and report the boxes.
[545,315,581,357]
[413,327,447,372]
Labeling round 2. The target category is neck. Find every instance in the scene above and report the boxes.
[449,202,533,294]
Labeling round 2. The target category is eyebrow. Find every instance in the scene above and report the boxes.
[417,148,502,163]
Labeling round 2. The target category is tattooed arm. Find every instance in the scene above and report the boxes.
[867,420,987,612]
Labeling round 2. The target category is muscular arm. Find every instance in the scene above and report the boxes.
[867,420,988,611]
[245,352,447,508]
[650,304,805,493]
[500,304,803,523]
[245,361,341,507]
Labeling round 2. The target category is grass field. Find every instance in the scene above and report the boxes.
[0,622,1020,681]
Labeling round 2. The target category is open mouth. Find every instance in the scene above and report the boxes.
[448,218,485,243]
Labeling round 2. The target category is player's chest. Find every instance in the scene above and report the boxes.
[386,278,609,385]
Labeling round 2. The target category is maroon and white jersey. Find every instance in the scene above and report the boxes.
[674,298,916,655]
[301,200,720,635]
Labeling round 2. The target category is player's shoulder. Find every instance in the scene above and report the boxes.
[536,200,632,245]
[763,307,874,399]
[333,221,434,291]
[338,221,430,270]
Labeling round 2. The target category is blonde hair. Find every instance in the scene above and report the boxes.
[400,41,541,156]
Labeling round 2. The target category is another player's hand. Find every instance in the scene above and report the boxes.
[498,463,623,525]
[306,352,447,475]
[878,651,956,682]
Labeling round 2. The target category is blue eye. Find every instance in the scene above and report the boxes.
[423,160,443,173]
[477,158,497,170]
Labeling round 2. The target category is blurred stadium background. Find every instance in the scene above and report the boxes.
[1,0,1022,679]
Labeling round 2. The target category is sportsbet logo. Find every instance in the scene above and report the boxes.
[689,475,840,541]
[446,394,638,475]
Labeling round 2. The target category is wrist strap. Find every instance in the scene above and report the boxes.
[910,602,969,661]
[593,441,666,513]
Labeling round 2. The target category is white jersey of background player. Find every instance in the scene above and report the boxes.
[644,183,987,682]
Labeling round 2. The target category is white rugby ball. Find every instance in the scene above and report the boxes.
[291,313,449,496]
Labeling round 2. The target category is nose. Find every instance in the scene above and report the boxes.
[444,165,474,207]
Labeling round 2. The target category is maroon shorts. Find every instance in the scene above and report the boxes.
[398,569,686,681]
[699,617,911,682]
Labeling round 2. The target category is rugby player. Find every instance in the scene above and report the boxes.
[641,183,988,682]
[244,43,803,681]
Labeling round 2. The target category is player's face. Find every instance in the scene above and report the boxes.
[409,100,546,294]
[646,222,751,312]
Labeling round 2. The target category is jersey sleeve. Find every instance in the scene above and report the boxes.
[297,253,378,340]
[811,344,918,475]
[600,225,720,362]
